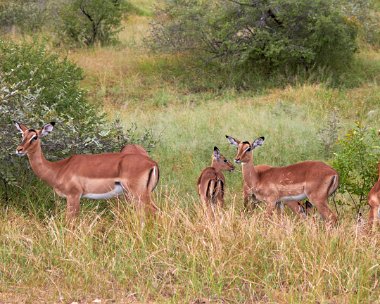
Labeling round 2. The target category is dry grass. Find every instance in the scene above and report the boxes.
[1,192,379,303]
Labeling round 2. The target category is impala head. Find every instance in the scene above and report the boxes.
[225,135,265,164]
[14,121,55,156]
[212,146,235,172]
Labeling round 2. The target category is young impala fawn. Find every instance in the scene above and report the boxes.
[14,121,159,220]
[368,162,380,231]
[226,135,339,223]
[197,146,234,208]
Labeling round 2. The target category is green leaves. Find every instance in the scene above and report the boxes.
[151,0,370,74]
[57,0,124,47]
[332,122,380,212]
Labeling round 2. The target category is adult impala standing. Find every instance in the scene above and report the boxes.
[226,135,339,223]
[14,121,159,220]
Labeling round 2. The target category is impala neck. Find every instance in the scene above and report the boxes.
[211,160,222,172]
[27,143,58,186]
[241,156,259,185]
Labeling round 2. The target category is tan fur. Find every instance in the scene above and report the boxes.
[197,149,234,208]
[227,136,338,224]
[368,162,380,231]
[120,144,149,157]
[15,122,159,220]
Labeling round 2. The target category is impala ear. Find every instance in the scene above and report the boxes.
[226,135,240,147]
[14,121,27,134]
[252,136,265,149]
[213,146,221,160]
[40,122,55,137]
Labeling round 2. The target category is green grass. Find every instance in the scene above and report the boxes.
[1,4,380,303]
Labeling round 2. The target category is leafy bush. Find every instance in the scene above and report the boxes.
[150,0,363,73]
[0,40,157,202]
[332,123,380,214]
[56,0,124,46]
[0,0,47,34]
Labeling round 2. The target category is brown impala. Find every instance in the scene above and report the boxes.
[226,135,339,223]
[197,146,234,207]
[368,162,380,230]
[14,121,159,220]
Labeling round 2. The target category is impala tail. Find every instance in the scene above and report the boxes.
[328,174,339,196]
[147,165,160,192]
[206,178,224,203]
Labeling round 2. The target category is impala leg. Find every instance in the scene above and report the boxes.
[121,181,157,215]
[243,192,259,211]
[275,201,284,216]
[286,201,307,218]
[243,185,254,210]
[310,198,337,225]
[216,196,224,209]
[265,201,277,218]
[66,194,81,222]
[139,193,158,215]
[215,180,224,208]
[368,205,379,232]
[243,194,250,210]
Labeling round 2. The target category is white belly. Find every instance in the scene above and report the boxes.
[279,193,307,202]
[82,183,124,200]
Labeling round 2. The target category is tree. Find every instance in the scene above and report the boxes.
[58,0,123,46]
[150,0,362,73]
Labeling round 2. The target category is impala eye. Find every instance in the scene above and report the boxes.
[30,136,38,143]
[224,159,227,163]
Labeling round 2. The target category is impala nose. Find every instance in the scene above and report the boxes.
[16,146,24,155]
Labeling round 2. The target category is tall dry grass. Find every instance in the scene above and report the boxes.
[1,191,379,303]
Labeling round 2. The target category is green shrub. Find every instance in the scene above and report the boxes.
[0,0,47,34]
[56,0,124,46]
[0,40,157,203]
[332,123,380,214]
[151,0,364,73]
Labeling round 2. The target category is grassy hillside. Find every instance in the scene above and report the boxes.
[1,2,380,303]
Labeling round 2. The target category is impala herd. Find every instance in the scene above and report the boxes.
[14,121,380,230]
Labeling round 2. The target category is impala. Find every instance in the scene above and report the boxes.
[14,121,159,220]
[197,146,234,207]
[368,162,380,230]
[240,163,306,216]
[226,135,339,223]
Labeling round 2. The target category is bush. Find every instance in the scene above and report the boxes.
[332,123,380,214]
[0,40,157,203]
[56,0,124,46]
[0,0,47,34]
[150,0,363,73]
